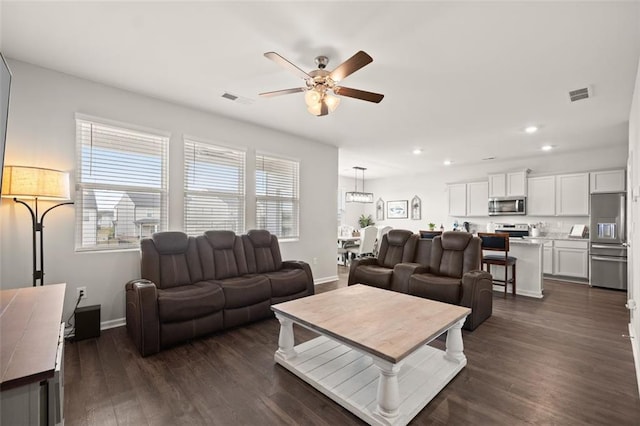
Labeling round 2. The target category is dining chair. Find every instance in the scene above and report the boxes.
[347,225,377,260]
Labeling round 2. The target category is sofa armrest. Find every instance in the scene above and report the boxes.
[125,279,160,356]
[391,263,428,294]
[348,257,378,285]
[460,270,493,331]
[282,260,315,295]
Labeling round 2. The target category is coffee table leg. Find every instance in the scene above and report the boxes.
[275,313,296,361]
[445,318,467,364]
[372,359,402,421]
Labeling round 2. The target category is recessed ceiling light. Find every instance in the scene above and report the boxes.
[412,148,422,155]
[541,145,553,151]
[524,126,538,134]
[444,160,452,166]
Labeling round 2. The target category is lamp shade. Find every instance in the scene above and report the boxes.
[1,166,71,200]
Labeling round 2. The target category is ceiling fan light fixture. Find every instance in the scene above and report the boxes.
[307,102,323,116]
[324,94,340,112]
[304,88,322,106]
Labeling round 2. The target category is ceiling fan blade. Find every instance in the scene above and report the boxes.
[329,51,373,82]
[334,86,384,103]
[264,52,311,80]
[259,88,306,97]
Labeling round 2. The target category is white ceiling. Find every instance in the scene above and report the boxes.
[1,1,639,179]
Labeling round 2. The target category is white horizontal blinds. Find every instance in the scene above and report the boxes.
[256,153,299,239]
[75,119,168,250]
[184,139,245,235]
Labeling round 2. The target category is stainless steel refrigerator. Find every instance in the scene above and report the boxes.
[590,192,627,290]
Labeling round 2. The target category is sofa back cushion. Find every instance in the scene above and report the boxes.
[242,229,283,273]
[196,230,249,280]
[430,232,481,278]
[413,238,433,267]
[141,231,202,289]
[377,230,417,269]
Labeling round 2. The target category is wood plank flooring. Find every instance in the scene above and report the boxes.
[63,271,640,425]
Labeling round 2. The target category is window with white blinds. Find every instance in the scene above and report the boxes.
[256,153,299,239]
[184,138,245,235]
[75,117,168,251]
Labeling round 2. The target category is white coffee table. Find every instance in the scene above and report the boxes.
[271,284,471,426]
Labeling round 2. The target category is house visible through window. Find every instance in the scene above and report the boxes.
[75,116,168,250]
[256,153,299,239]
[184,138,245,235]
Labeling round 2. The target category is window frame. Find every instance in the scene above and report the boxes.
[183,135,246,236]
[74,114,169,252]
[255,151,300,241]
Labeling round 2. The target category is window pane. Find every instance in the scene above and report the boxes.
[76,119,168,251]
[184,139,245,235]
[255,154,299,239]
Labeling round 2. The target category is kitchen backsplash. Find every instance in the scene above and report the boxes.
[464,217,589,236]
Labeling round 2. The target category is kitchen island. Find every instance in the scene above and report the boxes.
[484,239,544,298]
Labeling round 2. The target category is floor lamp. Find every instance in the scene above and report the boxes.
[1,166,74,286]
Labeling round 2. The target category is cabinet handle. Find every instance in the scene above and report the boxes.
[591,256,627,263]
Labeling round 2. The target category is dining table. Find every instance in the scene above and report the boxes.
[337,235,361,265]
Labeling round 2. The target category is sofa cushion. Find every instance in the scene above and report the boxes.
[152,231,190,254]
[351,264,393,289]
[243,230,283,274]
[408,274,461,305]
[263,268,309,298]
[197,231,249,280]
[377,230,417,269]
[157,281,224,323]
[219,275,271,309]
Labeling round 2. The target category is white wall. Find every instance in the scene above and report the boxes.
[362,146,628,234]
[338,175,367,230]
[0,60,339,324]
[628,55,640,395]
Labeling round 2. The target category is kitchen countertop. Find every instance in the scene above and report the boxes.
[523,234,589,241]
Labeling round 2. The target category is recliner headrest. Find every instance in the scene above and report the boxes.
[246,229,273,247]
[203,230,237,249]
[440,231,472,250]
[151,231,189,254]
[386,229,413,246]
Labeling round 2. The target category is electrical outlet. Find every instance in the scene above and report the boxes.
[77,286,87,301]
[313,257,318,265]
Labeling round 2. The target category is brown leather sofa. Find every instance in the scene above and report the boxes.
[349,230,492,331]
[347,229,418,290]
[126,229,314,356]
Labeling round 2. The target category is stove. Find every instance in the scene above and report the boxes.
[493,223,529,238]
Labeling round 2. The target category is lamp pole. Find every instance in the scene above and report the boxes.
[13,197,74,286]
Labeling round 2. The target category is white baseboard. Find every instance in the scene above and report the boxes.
[102,317,126,330]
[492,285,543,299]
[630,323,640,397]
[314,275,339,285]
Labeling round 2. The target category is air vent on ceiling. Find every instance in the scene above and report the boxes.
[569,87,591,102]
[221,92,254,105]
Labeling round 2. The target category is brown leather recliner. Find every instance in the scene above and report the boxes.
[407,231,493,330]
[126,229,314,356]
[348,229,418,289]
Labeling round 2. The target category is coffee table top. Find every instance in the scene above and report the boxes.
[271,284,470,363]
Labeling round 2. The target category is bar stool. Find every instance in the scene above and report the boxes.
[478,232,516,297]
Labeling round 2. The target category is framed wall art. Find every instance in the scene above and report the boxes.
[376,198,385,221]
[411,195,421,220]
[387,200,408,219]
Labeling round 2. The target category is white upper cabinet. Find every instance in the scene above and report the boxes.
[466,181,489,216]
[555,173,590,216]
[488,174,506,198]
[527,176,556,216]
[506,171,527,196]
[590,169,625,193]
[448,183,467,216]
[488,171,527,197]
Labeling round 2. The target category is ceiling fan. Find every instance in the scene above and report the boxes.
[259,51,384,116]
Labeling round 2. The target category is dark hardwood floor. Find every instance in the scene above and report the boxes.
[64,269,640,425]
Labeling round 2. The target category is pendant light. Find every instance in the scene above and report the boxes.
[345,166,373,203]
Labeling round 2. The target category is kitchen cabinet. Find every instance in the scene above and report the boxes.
[527,176,556,216]
[466,181,488,216]
[553,240,589,278]
[543,240,553,275]
[488,171,527,198]
[448,183,467,216]
[555,173,589,216]
[590,169,625,193]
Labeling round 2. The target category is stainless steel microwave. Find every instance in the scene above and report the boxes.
[488,197,526,216]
